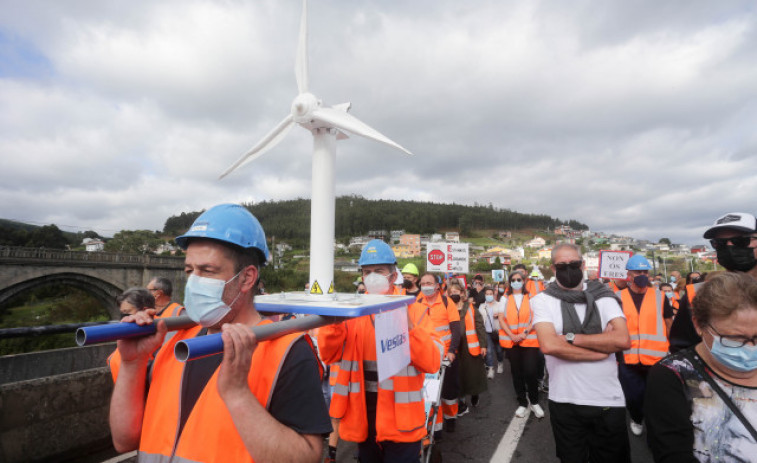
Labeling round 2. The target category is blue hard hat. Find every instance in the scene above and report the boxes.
[175,204,270,264]
[358,239,397,267]
[626,254,651,271]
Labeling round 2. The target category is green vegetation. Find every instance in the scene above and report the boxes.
[0,286,108,355]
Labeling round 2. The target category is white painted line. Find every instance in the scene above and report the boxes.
[100,450,137,463]
[490,409,531,463]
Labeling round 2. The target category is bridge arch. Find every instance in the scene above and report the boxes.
[0,273,123,320]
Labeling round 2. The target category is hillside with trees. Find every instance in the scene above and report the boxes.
[162,195,588,242]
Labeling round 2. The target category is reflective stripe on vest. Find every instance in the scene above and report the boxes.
[617,288,669,365]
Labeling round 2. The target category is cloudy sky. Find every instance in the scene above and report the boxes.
[2,0,756,246]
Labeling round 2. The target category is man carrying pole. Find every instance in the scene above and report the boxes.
[109,203,332,463]
[318,239,443,463]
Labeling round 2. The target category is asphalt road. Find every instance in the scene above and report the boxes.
[331,364,656,463]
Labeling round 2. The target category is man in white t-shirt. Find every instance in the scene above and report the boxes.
[532,243,632,463]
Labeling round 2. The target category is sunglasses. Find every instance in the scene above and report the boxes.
[709,235,757,250]
[511,278,523,282]
[554,260,583,271]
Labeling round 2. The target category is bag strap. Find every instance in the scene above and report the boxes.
[681,349,757,441]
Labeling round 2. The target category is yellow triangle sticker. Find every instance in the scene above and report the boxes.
[310,280,323,295]
[328,281,335,294]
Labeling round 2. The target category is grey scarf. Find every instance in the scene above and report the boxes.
[544,280,620,335]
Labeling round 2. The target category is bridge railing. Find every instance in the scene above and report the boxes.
[0,245,184,267]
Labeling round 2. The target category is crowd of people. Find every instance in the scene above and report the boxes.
[106,205,757,463]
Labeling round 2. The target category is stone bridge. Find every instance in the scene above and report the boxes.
[0,246,186,319]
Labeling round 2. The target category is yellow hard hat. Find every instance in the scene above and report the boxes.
[401,263,420,276]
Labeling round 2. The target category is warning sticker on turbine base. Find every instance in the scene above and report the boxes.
[310,280,323,295]
[328,282,335,294]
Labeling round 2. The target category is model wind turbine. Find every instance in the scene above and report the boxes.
[220,0,411,299]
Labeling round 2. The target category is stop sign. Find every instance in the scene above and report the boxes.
[428,249,445,266]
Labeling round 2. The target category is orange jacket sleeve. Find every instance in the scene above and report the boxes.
[408,317,442,374]
[317,320,348,365]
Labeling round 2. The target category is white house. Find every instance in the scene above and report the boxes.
[82,238,105,252]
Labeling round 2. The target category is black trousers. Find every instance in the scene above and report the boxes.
[617,363,651,423]
[548,400,630,463]
[505,345,540,406]
[359,409,421,463]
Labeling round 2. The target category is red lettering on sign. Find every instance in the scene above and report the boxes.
[428,249,445,266]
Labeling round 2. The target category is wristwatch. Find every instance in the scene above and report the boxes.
[565,332,576,344]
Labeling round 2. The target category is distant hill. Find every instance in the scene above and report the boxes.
[163,195,588,242]
[0,219,100,249]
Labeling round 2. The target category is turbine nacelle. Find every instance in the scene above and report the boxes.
[291,92,322,125]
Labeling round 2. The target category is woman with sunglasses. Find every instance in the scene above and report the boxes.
[447,280,487,412]
[498,273,544,418]
[645,272,757,462]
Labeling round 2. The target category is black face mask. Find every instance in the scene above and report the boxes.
[402,279,414,289]
[716,246,757,272]
[449,294,462,304]
[556,267,583,289]
[633,274,649,288]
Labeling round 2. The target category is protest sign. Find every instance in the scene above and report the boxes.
[427,243,469,273]
[492,269,505,282]
[598,250,633,280]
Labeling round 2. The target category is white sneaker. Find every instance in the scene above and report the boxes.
[487,367,495,379]
[515,406,528,418]
[497,362,504,374]
[530,404,544,418]
[630,421,643,436]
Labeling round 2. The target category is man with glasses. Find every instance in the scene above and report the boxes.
[532,243,632,463]
[146,277,184,318]
[669,212,757,354]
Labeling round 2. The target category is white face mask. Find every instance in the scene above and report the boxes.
[183,271,242,327]
[363,272,392,294]
[421,285,436,297]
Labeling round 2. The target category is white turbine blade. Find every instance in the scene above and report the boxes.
[295,0,309,94]
[312,107,412,155]
[219,115,294,179]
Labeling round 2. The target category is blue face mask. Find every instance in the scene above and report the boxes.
[665,291,675,300]
[184,271,242,327]
[510,281,524,291]
[485,294,495,303]
[669,276,677,283]
[707,329,757,372]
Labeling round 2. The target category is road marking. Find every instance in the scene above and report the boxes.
[490,409,531,462]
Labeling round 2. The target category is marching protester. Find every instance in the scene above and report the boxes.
[448,280,487,413]
[413,272,461,434]
[318,240,442,463]
[645,272,757,462]
[479,285,505,379]
[499,272,543,418]
[532,243,632,463]
[615,254,674,437]
[669,212,757,354]
[526,270,545,296]
[116,287,155,318]
[109,204,332,462]
[496,281,508,302]
[146,277,184,318]
[401,263,422,297]
[660,282,679,316]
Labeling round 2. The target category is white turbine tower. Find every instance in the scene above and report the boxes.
[220,0,411,299]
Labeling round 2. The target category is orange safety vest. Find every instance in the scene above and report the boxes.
[412,293,460,354]
[617,288,669,365]
[686,283,697,305]
[498,295,539,348]
[463,303,481,356]
[526,279,545,295]
[138,320,305,463]
[317,310,442,443]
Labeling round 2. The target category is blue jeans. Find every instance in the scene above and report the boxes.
[485,331,504,367]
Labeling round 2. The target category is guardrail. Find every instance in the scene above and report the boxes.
[0,245,184,267]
